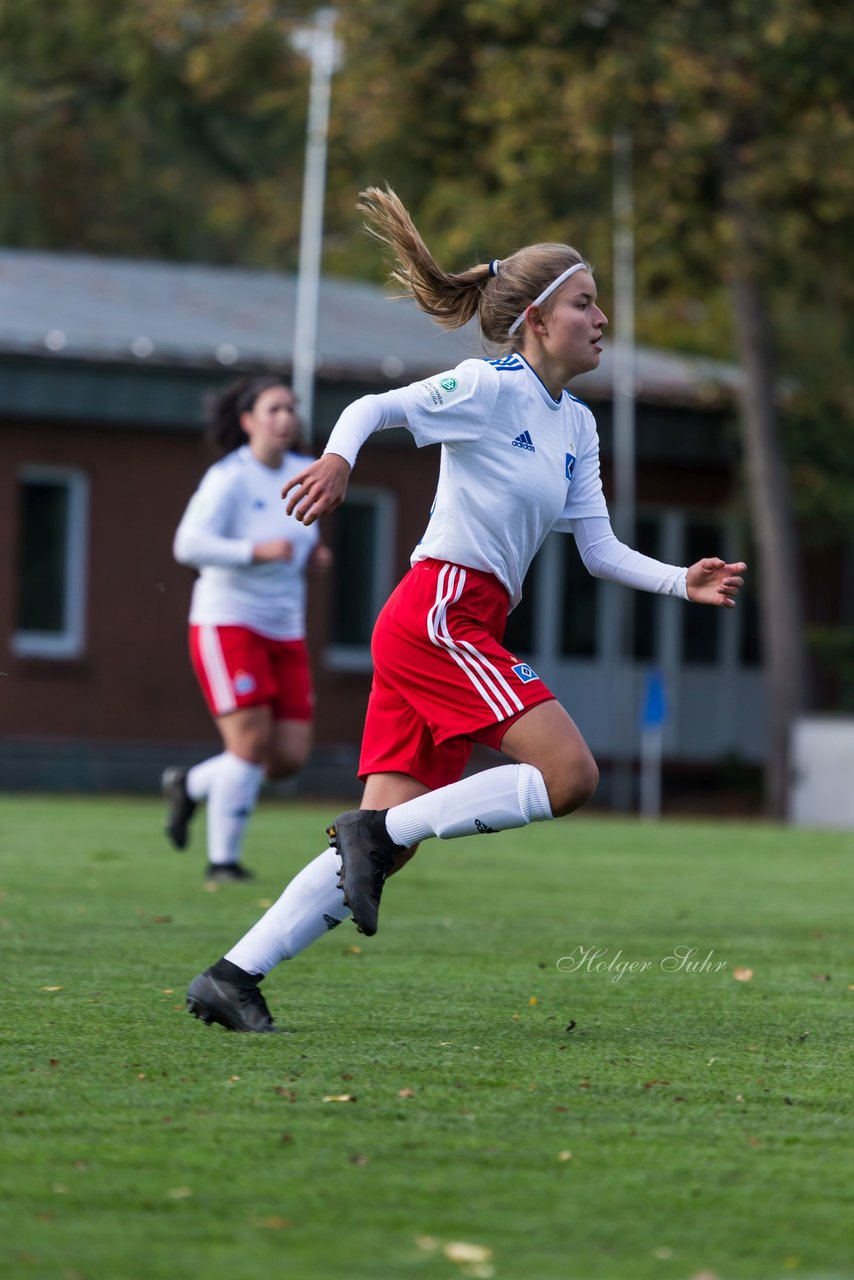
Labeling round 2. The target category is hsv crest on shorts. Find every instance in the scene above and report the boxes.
[512,662,540,684]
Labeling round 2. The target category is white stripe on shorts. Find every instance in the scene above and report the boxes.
[199,625,236,715]
[426,564,525,721]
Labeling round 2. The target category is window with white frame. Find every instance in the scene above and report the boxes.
[13,467,89,659]
[326,487,395,669]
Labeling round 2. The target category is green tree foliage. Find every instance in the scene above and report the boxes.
[0,0,316,264]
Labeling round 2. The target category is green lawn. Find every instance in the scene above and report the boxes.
[1,794,852,1280]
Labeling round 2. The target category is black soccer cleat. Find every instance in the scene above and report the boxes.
[326,808,402,937]
[186,960,284,1033]
[162,766,197,851]
[205,862,255,883]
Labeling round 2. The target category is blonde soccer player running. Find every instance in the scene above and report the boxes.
[186,189,745,1031]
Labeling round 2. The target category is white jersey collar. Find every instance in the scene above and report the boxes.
[518,354,565,411]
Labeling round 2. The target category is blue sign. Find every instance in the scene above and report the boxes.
[642,669,667,728]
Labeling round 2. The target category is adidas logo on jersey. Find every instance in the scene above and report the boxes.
[511,430,535,452]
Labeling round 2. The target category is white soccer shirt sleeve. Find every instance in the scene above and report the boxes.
[173,464,254,568]
[322,361,498,468]
[570,516,689,598]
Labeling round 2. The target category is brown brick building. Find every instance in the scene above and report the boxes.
[0,249,763,801]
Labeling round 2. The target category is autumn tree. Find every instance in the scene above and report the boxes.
[329,0,854,816]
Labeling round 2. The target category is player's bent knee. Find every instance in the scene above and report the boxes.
[547,754,599,818]
[266,752,306,780]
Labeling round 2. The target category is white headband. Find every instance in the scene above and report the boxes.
[507,261,590,336]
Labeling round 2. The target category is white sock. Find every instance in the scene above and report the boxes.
[385,762,552,847]
[225,848,350,974]
[206,752,264,866]
[186,753,226,801]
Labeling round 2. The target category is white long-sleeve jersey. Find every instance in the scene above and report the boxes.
[324,355,688,610]
[173,445,319,640]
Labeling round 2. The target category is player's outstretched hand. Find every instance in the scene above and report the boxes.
[282,453,350,525]
[685,558,747,608]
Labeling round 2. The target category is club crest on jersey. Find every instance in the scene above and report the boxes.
[511,430,536,452]
[512,662,540,684]
[233,670,256,695]
[565,452,577,482]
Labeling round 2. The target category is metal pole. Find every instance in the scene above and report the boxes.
[610,128,637,811]
[292,7,337,442]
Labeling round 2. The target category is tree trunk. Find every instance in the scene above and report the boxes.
[728,258,810,818]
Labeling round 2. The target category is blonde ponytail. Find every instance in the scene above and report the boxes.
[358,185,589,350]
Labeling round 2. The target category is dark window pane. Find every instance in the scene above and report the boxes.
[560,537,598,657]
[503,558,537,655]
[16,481,68,632]
[739,582,761,666]
[682,520,721,663]
[332,501,379,647]
[632,517,660,661]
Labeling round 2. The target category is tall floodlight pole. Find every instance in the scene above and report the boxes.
[610,128,637,811]
[292,7,337,442]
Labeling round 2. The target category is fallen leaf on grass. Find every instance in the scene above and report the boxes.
[162,989,174,995]
[257,899,273,909]
[812,973,832,982]
[415,1236,441,1252]
[654,1246,674,1259]
[274,1088,297,1102]
[733,968,753,982]
[167,1187,193,1199]
[398,1088,416,1098]
[643,1079,671,1089]
[557,1150,572,1162]
[39,986,63,992]
[323,1094,356,1103]
[252,1216,292,1230]
[443,1241,493,1264]
[528,997,539,1006]
[150,915,172,924]
[349,1153,369,1166]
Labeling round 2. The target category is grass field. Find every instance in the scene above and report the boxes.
[1,794,852,1280]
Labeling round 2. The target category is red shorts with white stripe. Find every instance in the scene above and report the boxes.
[358,559,555,790]
[189,625,313,722]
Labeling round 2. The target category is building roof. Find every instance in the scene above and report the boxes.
[0,247,740,406]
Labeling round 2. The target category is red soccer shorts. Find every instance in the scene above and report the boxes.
[358,558,555,790]
[189,625,313,722]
